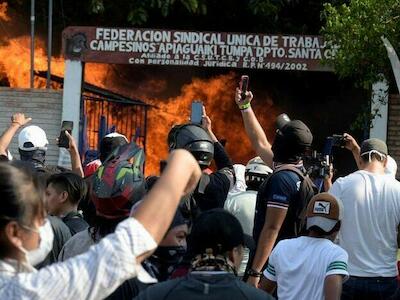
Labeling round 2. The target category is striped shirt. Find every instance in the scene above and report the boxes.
[264,236,348,300]
[0,218,157,300]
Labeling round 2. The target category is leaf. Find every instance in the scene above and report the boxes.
[127,6,149,25]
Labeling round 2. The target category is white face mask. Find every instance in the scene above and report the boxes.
[19,219,54,267]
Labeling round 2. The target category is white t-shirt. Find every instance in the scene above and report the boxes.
[264,236,349,300]
[329,170,400,277]
[224,190,257,236]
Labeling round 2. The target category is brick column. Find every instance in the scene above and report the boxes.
[387,94,400,179]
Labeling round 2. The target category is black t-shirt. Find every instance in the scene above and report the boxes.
[136,273,274,300]
[193,168,234,211]
[62,211,89,236]
[253,170,302,244]
[191,142,235,212]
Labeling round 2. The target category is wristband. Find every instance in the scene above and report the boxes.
[246,268,262,277]
[239,103,251,110]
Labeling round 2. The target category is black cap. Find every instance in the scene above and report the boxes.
[189,209,254,255]
[281,120,313,147]
[272,120,313,163]
[360,138,388,156]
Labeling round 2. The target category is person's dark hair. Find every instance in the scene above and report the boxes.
[0,163,45,258]
[99,136,128,163]
[47,172,87,205]
[0,155,9,162]
[308,221,341,237]
[360,153,386,163]
[188,209,244,256]
[89,215,125,242]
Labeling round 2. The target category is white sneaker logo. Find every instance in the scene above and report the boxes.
[313,201,331,214]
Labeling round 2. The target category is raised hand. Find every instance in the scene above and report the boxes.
[235,87,253,110]
[11,113,32,127]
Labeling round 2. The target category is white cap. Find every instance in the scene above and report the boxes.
[18,125,49,151]
[104,132,129,142]
[385,155,397,178]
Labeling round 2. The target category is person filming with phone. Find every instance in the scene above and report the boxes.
[167,103,235,219]
[234,76,315,288]
[0,113,83,178]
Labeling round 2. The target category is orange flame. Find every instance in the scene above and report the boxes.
[0,2,10,22]
[142,73,278,174]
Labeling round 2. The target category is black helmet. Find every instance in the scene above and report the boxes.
[168,124,214,168]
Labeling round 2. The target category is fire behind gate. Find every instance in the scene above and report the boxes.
[35,71,150,169]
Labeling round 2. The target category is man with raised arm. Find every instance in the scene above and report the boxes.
[0,149,202,299]
[235,88,314,287]
[328,139,400,299]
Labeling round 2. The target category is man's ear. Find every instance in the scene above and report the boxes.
[4,221,24,249]
[59,191,69,203]
[383,157,388,168]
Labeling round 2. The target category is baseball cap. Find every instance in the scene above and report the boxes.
[18,125,49,151]
[272,120,313,163]
[360,138,388,157]
[306,193,343,233]
[189,209,254,255]
[281,120,313,147]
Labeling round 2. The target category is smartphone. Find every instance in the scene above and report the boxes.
[239,75,249,101]
[58,121,73,148]
[191,101,203,125]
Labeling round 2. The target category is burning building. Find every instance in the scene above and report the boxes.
[0,2,379,178]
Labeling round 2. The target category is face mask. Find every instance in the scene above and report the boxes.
[152,246,186,280]
[19,219,54,267]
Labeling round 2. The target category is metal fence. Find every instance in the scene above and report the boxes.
[82,94,148,153]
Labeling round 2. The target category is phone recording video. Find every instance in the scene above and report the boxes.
[191,101,203,125]
[239,75,249,101]
[58,121,73,148]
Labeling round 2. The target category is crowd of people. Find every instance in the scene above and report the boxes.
[0,86,399,300]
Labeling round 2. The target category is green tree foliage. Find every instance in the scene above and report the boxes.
[321,0,400,89]
[89,0,207,25]
[322,0,400,131]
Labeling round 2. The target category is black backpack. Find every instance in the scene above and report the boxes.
[255,165,317,238]
[276,166,318,235]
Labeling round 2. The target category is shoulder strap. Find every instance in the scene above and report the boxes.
[198,174,211,194]
[273,165,306,179]
[272,165,317,236]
